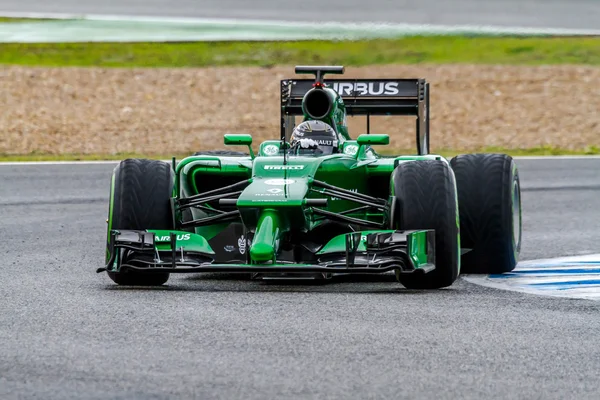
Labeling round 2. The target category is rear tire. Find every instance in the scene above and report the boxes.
[450,153,521,274]
[106,159,174,286]
[391,160,460,289]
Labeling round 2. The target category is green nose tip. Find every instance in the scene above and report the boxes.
[250,243,274,262]
[249,209,280,263]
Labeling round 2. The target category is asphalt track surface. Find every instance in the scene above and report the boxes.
[2,0,600,30]
[1,158,600,399]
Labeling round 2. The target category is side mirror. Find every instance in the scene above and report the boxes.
[356,134,390,146]
[224,134,254,158]
[224,134,252,146]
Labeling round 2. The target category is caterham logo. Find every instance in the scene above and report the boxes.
[238,235,247,254]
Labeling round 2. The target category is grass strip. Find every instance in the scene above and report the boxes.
[0,17,54,23]
[1,36,600,67]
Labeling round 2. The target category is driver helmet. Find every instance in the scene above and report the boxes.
[290,120,339,155]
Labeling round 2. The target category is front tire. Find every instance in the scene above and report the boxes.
[391,160,460,289]
[106,159,174,286]
[450,153,522,274]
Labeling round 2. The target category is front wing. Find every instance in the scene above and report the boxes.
[99,229,435,276]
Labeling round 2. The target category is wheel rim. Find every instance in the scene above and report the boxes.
[512,177,522,251]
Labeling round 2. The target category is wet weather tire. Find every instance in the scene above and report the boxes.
[391,160,460,289]
[450,154,521,274]
[106,159,174,286]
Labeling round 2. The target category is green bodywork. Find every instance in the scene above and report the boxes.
[150,230,215,254]
[170,135,444,267]
[104,65,454,277]
[317,229,432,266]
[103,135,443,273]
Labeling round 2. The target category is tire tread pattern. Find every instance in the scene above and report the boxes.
[393,160,459,289]
[450,154,519,274]
[107,158,174,285]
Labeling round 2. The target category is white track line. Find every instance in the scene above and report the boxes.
[2,11,600,36]
[464,254,600,301]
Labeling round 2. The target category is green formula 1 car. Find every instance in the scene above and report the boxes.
[98,65,522,289]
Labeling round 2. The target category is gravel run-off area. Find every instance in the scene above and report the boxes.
[1,64,599,155]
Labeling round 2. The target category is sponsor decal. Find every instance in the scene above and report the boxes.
[265,179,296,185]
[344,145,359,156]
[238,235,247,255]
[255,193,283,197]
[317,139,333,146]
[263,144,279,155]
[330,82,400,96]
[155,233,191,242]
[251,199,288,203]
[224,245,235,253]
[264,165,304,170]
[297,138,318,149]
[292,138,338,149]
[254,188,284,197]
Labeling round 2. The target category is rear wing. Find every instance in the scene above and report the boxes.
[280,77,430,155]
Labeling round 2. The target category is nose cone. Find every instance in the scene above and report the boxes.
[249,210,280,263]
[250,243,275,263]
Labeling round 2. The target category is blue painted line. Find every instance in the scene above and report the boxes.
[519,261,600,268]
[526,279,600,289]
[566,261,600,265]
[490,268,600,278]
[464,255,600,300]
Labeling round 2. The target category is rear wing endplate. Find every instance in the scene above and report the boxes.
[280,78,430,154]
